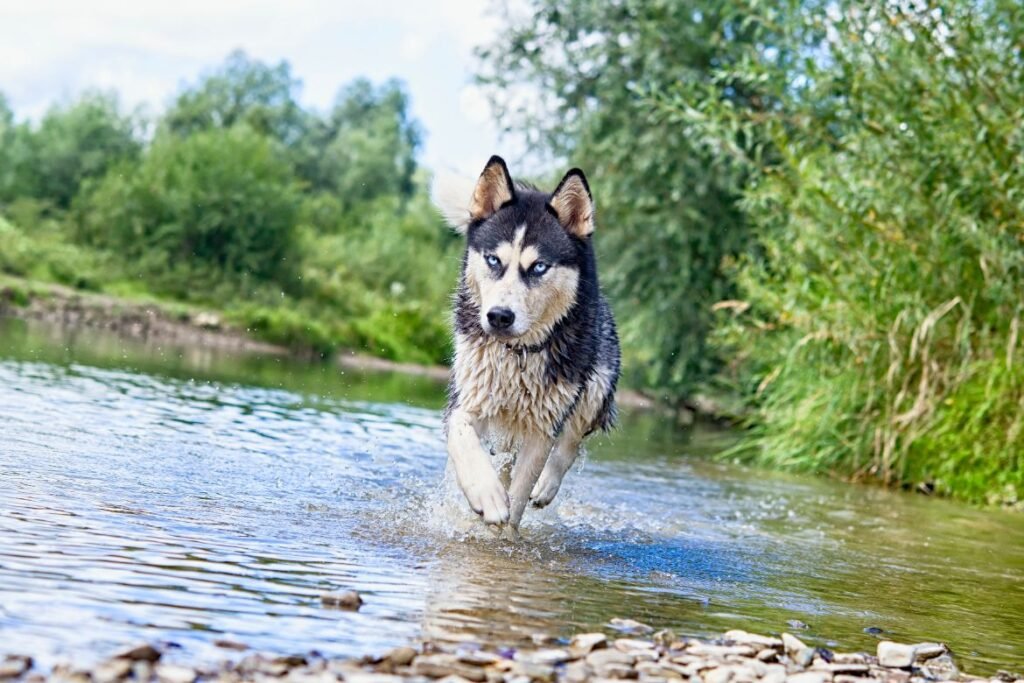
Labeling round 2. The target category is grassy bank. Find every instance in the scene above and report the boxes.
[0,209,455,366]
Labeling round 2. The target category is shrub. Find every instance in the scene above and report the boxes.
[669,0,1024,503]
[76,125,302,298]
[1,91,141,209]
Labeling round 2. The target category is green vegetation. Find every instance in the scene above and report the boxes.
[477,1,753,401]
[0,51,457,364]
[684,0,1024,505]
[479,0,1023,504]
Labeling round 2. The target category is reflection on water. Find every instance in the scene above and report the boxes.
[0,318,1022,675]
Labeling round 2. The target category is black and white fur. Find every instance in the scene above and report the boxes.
[433,155,620,536]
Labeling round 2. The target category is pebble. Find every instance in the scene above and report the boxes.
[0,658,32,680]
[703,667,734,683]
[320,590,363,611]
[609,619,654,635]
[516,650,572,666]
[570,634,608,657]
[782,634,809,657]
[635,663,683,680]
[154,664,196,683]
[388,647,419,667]
[91,659,133,683]
[1,621,1007,683]
[595,662,635,679]
[724,631,784,649]
[785,673,830,683]
[913,643,949,662]
[877,642,916,669]
[411,655,486,682]
[614,640,655,653]
[687,645,757,660]
[113,644,162,663]
[763,665,787,683]
[919,654,960,682]
[793,648,816,668]
[458,651,501,667]
[587,650,637,669]
[563,662,590,683]
[511,661,556,682]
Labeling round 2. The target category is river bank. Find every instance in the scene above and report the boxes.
[0,275,662,411]
[3,623,1018,683]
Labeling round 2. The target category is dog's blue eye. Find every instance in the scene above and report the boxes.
[485,254,500,268]
[531,261,548,275]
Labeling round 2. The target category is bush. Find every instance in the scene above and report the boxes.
[76,125,302,298]
[0,209,110,290]
[670,0,1024,503]
[1,91,141,209]
[477,1,761,402]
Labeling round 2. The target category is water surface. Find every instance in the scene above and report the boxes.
[1,318,1022,674]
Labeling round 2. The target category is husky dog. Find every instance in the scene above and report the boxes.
[432,155,620,535]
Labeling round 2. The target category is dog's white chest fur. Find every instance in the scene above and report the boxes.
[452,336,576,437]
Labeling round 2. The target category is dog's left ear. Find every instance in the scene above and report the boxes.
[549,169,594,238]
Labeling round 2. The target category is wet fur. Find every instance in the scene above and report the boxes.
[434,157,621,535]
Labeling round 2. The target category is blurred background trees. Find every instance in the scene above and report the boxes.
[0,50,457,364]
[477,0,757,403]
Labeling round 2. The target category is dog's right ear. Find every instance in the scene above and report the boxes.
[469,156,516,224]
[431,156,516,234]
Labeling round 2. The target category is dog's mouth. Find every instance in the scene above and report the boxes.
[481,321,522,339]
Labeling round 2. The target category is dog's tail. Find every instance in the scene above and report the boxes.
[431,171,476,234]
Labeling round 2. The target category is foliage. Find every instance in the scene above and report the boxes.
[0,91,141,209]
[0,203,111,290]
[477,0,762,402]
[317,79,422,206]
[75,125,302,296]
[662,0,1024,503]
[162,51,421,204]
[0,51,453,366]
[162,51,313,158]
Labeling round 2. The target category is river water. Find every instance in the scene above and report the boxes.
[1,318,1021,674]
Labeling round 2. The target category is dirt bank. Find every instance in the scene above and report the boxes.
[0,277,660,410]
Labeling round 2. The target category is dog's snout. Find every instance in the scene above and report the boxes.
[487,307,515,331]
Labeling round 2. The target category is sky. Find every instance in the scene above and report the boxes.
[0,0,524,176]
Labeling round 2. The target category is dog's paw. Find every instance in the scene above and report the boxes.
[530,468,563,508]
[463,473,510,525]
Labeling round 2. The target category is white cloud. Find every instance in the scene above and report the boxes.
[0,0,528,173]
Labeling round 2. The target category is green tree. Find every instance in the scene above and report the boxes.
[667,0,1024,503]
[164,50,310,145]
[5,91,140,209]
[0,93,19,202]
[76,125,301,296]
[163,52,422,207]
[477,0,762,404]
[317,78,422,206]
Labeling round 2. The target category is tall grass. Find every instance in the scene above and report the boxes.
[668,1,1024,504]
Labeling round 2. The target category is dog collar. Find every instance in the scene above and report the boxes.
[504,340,548,370]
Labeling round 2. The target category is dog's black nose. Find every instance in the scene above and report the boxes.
[487,307,515,331]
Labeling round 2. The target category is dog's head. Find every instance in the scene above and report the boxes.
[433,156,596,343]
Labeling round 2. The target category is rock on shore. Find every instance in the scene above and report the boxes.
[3,625,1020,683]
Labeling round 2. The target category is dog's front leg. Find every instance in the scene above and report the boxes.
[506,432,554,533]
[447,408,509,525]
[530,432,581,508]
